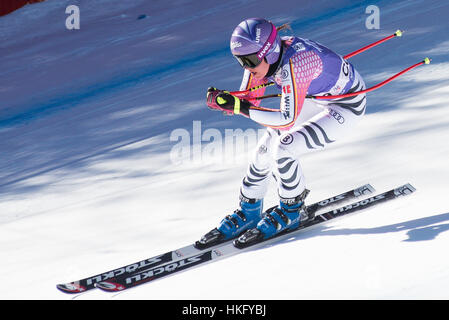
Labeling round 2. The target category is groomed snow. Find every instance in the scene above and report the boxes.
[0,0,448,299]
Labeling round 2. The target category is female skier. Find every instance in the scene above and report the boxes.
[197,17,366,247]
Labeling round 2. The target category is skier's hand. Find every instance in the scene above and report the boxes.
[206,87,250,116]
[206,87,236,115]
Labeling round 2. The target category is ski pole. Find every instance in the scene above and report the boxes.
[245,58,431,101]
[343,30,403,59]
[230,82,275,97]
[307,57,431,100]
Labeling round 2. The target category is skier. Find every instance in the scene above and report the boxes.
[198,17,367,247]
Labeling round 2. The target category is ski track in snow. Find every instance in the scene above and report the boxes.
[0,0,448,299]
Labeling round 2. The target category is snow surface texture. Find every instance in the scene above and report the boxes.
[0,0,448,299]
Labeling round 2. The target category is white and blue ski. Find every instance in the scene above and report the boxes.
[93,183,415,293]
[56,183,374,294]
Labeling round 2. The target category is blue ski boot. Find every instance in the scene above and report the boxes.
[195,193,263,249]
[234,189,310,248]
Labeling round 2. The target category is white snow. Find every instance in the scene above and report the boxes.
[0,0,448,300]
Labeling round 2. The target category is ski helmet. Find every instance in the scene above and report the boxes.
[230,18,281,68]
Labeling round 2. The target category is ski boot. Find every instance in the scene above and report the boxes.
[234,189,311,248]
[195,193,263,249]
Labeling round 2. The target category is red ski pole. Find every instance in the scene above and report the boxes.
[343,30,403,60]
[230,30,404,97]
[244,58,431,101]
[230,82,275,97]
[307,58,431,100]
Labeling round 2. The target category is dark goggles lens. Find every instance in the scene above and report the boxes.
[234,53,262,68]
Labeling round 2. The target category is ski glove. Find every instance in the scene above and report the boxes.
[206,87,251,117]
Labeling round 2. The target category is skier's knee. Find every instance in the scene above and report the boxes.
[273,133,297,165]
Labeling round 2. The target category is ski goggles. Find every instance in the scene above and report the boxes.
[233,53,264,68]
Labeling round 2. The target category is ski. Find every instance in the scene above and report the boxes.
[56,183,373,294]
[234,183,416,249]
[94,183,414,293]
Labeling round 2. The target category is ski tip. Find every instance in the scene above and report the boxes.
[423,57,431,65]
[95,281,125,292]
[56,282,86,294]
[395,29,403,37]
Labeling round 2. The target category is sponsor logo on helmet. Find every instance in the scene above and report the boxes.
[258,41,271,59]
[231,41,242,51]
[255,28,262,43]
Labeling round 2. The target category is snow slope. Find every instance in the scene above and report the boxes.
[0,0,448,299]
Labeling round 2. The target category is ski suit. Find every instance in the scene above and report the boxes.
[240,36,366,200]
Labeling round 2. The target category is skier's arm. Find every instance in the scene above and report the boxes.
[205,69,269,117]
[248,54,322,129]
[238,69,268,108]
